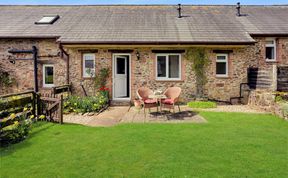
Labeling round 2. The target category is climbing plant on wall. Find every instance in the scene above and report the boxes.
[185,48,209,98]
[94,68,110,89]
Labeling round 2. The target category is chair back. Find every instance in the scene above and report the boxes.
[137,87,153,100]
[163,87,181,101]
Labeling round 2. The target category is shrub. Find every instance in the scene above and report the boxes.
[64,91,109,114]
[0,111,32,147]
[274,92,288,102]
[187,101,217,109]
[281,103,288,119]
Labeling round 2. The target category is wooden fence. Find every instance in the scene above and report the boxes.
[0,90,36,117]
[0,84,71,123]
[277,66,288,92]
[248,66,288,92]
[247,68,272,89]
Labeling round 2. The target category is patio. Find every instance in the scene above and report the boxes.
[63,105,265,126]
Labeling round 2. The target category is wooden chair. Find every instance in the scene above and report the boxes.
[136,87,158,114]
[160,87,181,113]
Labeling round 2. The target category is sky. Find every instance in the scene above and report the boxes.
[0,0,287,5]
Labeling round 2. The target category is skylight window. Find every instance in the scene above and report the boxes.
[35,15,60,24]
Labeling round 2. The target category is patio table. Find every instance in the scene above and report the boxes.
[148,94,167,112]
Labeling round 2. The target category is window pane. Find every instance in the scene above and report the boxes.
[116,58,126,74]
[266,47,274,59]
[85,59,94,69]
[157,56,166,77]
[217,55,226,60]
[216,62,226,75]
[168,55,180,78]
[83,54,95,77]
[84,54,94,60]
[45,66,53,84]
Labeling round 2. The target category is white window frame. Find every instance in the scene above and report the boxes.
[216,54,228,77]
[43,64,54,88]
[155,54,181,81]
[265,38,276,61]
[82,53,96,78]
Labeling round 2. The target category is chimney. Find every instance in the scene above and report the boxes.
[236,2,241,16]
[177,4,182,18]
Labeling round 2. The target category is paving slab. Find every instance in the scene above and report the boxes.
[63,104,266,127]
[120,107,207,123]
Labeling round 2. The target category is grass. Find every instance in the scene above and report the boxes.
[1,112,288,178]
[187,101,217,108]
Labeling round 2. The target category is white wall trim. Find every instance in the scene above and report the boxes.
[155,53,182,81]
[216,53,229,77]
[265,38,277,62]
[43,64,54,88]
[112,53,131,101]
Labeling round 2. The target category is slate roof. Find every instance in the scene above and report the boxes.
[0,5,287,44]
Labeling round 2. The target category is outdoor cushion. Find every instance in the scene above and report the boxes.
[161,98,174,104]
[144,99,157,104]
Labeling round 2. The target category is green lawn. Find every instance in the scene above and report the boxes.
[1,112,287,178]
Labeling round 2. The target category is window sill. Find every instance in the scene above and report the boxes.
[42,86,54,89]
[82,77,95,80]
[216,75,229,79]
[155,79,184,82]
[265,60,277,63]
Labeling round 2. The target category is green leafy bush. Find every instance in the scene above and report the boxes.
[0,111,33,147]
[274,92,288,102]
[64,91,109,114]
[187,101,217,109]
[281,103,288,119]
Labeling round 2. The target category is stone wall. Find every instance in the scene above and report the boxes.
[0,39,67,95]
[248,90,288,120]
[65,47,196,101]
[1,37,287,102]
[65,45,258,102]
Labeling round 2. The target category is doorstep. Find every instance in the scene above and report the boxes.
[110,100,132,106]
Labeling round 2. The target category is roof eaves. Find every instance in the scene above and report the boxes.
[0,36,60,39]
[59,40,256,45]
[249,33,288,37]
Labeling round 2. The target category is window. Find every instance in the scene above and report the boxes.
[43,64,54,87]
[35,15,60,24]
[156,54,181,80]
[83,53,95,78]
[216,54,228,77]
[265,39,276,61]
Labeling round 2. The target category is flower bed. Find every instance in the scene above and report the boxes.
[63,90,109,114]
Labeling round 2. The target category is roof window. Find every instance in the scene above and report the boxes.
[35,15,60,24]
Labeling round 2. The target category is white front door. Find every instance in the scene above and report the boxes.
[113,55,128,99]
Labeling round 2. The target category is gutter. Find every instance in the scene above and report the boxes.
[59,44,70,84]
[58,41,256,46]
[0,36,60,39]
[250,33,288,37]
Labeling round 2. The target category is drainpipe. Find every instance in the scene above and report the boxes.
[59,44,70,84]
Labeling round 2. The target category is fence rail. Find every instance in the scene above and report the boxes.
[0,84,70,124]
[247,68,272,89]
[0,90,36,117]
[277,66,288,92]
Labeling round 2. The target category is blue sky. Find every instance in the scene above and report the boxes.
[0,0,287,5]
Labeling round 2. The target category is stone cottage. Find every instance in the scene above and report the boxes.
[0,5,287,103]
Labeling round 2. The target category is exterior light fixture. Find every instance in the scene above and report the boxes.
[136,50,140,60]
[8,55,16,64]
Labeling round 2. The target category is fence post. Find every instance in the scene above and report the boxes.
[272,64,277,92]
[36,92,41,117]
[59,95,63,124]
[32,92,36,116]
